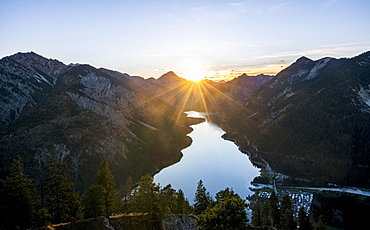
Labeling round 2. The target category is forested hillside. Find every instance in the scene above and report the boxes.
[217,51,370,188]
[0,52,201,192]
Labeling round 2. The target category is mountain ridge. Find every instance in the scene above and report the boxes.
[1,50,369,191]
[219,50,370,188]
[0,52,199,191]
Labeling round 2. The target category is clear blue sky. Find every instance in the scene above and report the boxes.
[1,0,370,80]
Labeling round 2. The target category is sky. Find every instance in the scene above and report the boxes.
[1,0,370,81]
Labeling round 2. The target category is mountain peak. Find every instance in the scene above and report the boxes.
[159,71,180,79]
[296,56,313,63]
[156,71,187,87]
[12,51,47,61]
[7,51,66,71]
[237,73,249,78]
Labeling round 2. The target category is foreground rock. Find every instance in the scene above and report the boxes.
[49,214,197,230]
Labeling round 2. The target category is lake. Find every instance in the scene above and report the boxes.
[154,111,260,203]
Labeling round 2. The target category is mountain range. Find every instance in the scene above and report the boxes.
[217,51,370,188]
[0,51,369,191]
[0,52,200,190]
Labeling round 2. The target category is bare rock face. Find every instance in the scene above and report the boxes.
[0,52,67,126]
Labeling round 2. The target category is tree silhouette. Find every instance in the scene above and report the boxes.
[298,206,313,230]
[45,155,82,224]
[280,195,296,230]
[270,190,280,228]
[194,180,212,214]
[95,157,119,218]
[1,155,40,229]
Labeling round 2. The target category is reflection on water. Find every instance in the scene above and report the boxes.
[154,111,260,203]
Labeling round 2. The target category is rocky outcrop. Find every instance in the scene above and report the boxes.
[163,214,197,230]
[51,214,197,230]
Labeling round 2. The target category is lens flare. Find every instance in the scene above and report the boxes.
[181,69,208,82]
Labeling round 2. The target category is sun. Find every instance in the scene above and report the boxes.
[181,69,209,82]
[180,61,214,82]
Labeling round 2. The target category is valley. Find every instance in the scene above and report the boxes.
[1,51,370,229]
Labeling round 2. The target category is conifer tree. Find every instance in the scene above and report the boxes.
[261,202,271,226]
[196,196,248,230]
[269,190,280,228]
[215,187,238,202]
[95,157,120,218]
[83,184,104,219]
[45,155,82,224]
[280,194,296,230]
[1,155,40,229]
[298,206,313,230]
[251,192,262,226]
[175,189,191,214]
[160,184,176,213]
[131,173,163,229]
[121,176,134,213]
[194,180,213,214]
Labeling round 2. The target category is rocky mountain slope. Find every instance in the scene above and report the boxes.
[0,52,67,126]
[220,51,370,188]
[0,52,200,191]
[2,50,369,192]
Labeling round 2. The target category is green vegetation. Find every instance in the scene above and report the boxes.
[213,53,370,189]
[196,189,248,230]
[0,155,194,229]
[3,155,367,230]
[310,191,370,229]
[45,155,83,224]
[193,180,212,214]
[1,155,41,229]
[95,157,120,218]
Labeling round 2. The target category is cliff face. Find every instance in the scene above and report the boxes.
[0,52,194,191]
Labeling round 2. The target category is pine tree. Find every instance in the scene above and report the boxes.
[45,155,82,224]
[194,180,213,214]
[196,196,248,230]
[215,187,238,202]
[160,184,176,213]
[261,202,271,226]
[1,155,40,229]
[131,173,163,229]
[95,157,120,218]
[298,206,313,230]
[83,184,104,219]
[175,189,191,214]
[121,176,134,213]
[280,194,296,230]
[251,192,262,226]
[269,190,280,228]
